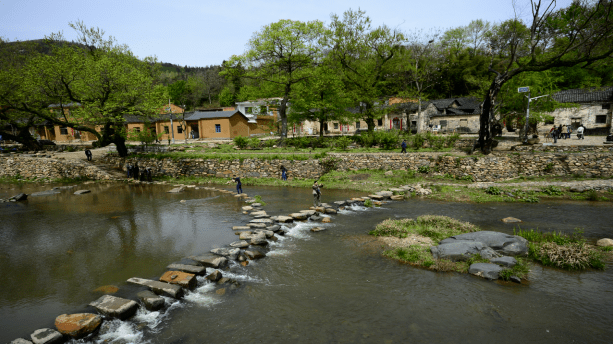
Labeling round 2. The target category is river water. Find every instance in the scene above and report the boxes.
[0,182,612,343]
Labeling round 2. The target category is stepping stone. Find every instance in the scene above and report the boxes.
[275,216,293,223]
[89,295,138,320]
[189,254,228,269]
[369,195,384,200]
[137,290,164,311]
[245,249,266,260]
[239,232,254,240]
[166,263,206,275]
[211,247,240,260]
[250,218,273,224]
[126,277,184,299]
[242,206,254,211]
[230,240,250,248]
[54,313,101,339]
[334,201,347,206]
[502,217,522,223]
[389,188,405,193]
[290,213,308,220]
[160,271,197,289]
[73,190,91,195]
[206,270,222,282]
[314,207,326,212]
[10,338,33,344]
[250,203,262,207]
[267,225,281,232]
[310,215,322,221]
[248,223,267,229]
[30,328,63,344]
[322,217,331,223]
[324,208,337,214]
[233,226,251,231]
[299,210,316,216]
[167,187,185,193]
[250,232,268,245]
[310,227,326,232]
[376,191,393,198]
[390,195,404,200]
[250,211,268,217]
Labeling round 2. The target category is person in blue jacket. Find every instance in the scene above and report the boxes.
[401,139,407,153]
[229,176,242,194]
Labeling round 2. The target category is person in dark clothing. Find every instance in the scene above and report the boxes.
[126,163,133,178]
[228,176,242,194]
[557,125,563,139]
[401,139,407,153]
[133,163,139,179]
[84,149,92,161]
[146,168,152,182]
[280,165,287,181]
[312,180,323,207]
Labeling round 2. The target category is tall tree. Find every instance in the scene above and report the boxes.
[222,19,325,139]
[477,0,613,153]
[2,21,166,156]
[397,30,444,132]
[288,62,352,137]
[327,9,405,132]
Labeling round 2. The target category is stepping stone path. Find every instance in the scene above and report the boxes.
[89,295,138,320]
[54,313,101,339]
[166,263,206,275]
[137,290,165,311]
[127,277,184,299]
[30,328,63,344]
[160,271,197,289]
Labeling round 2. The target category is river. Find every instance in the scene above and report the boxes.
[1,182,612,343]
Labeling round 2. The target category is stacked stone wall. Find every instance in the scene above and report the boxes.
[0,157,112,180]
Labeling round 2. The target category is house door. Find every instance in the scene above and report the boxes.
[392,117,400,129]
[190,124,199,139]
[571,118,581,130]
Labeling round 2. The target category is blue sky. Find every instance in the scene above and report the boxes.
[0,0,572,67]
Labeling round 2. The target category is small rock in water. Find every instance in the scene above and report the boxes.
[596,238,613,247]
[322,217,331,223]
[502,217,521,223]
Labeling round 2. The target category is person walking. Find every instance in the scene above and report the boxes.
[84,149,92,161]
[312,180,323,207]
[567,125,571,139]
[557,124,563,139]
[561,125,568,139]
[400,139,407,154]
[228,176,242,194]
[577,124,585,139]
[550,125,557,144]
[280,165,287,181]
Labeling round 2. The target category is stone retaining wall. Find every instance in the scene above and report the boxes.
[2,150,612,182]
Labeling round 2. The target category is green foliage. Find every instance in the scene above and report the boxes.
[218,86,235,107]
[586,189,599,201]
[499,257,530,280]
[247,137,260,149]
[253,195,266,206]
[127,124,161,146]
[364,199,373,207]
[485,186,502,195]
[541,185,563,196]
[370,215,479,242]
[544,162,555,172]
[335,136,352,150]
[319,156,341,174]
[233,136,248,149]
[417,166,430,174]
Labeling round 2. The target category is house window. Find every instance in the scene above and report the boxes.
[440,120,448,128]
[177,126,183,134]
[60,127,68,135]
[164,126,169,134]
[596,115,607,124]
[355,122,360,129]
[377,119,383,126]
[134,127,141,132]
[602,104,610,110]
[334,123,339,129]
[215,124,221,133]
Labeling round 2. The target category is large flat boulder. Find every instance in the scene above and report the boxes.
[468,263,503,280]
[431,241,500,262]
[439,231,528,256]
[126,277,184,299]
[160,271,197,290]
[250,232,268,246]
[30,328,63,344]
[490,256,518,268]
[189,254,228,268]
[210,247,240,260]
[166,263,206,275]
[137,290,165,311]
[89,295,138,320]
[54,313,101,339]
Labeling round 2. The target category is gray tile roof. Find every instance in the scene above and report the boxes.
[185,110,246,120]
[552,87,613,103]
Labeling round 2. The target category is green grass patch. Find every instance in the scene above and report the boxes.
[252,195,266,206]
[369,215,479,242]
[499,257,530,280]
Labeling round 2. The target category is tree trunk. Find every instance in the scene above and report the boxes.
[364,103,375,133]
[1,128,42,151]
[416,98,424,133]
[279,85,291,140]
[478,74,507,154]
[92,123,129,157]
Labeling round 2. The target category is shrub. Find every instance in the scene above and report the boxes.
[586,189,599,201]
[370,215,479,242]
[544,162,554,172]
[233,136,248,149]
[374,130,400,150]
[409,133,425,149]
[336,136,352,150]
[485,186,502,195]
[417,166,430,174]
[542,186,563,196]
[320,156,341,173]
[247,137,260,149]
[364,199,373,207]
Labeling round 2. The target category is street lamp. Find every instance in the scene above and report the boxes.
[518,87,548,143]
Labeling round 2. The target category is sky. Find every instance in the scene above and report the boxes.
[0,0,573,67]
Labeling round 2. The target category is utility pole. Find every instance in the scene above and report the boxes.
[168,99,175,144]
[518,87,547,143]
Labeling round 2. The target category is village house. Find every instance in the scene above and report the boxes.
[389,97,482,133]
[545,87,613,135]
